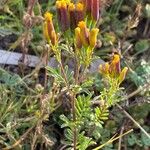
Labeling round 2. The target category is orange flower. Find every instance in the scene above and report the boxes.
[109,54,121,76]
[99,54,128,84]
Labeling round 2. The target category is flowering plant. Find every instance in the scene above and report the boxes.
[42,0,129,149]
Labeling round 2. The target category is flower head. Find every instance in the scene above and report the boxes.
[43,12,57,45]
[75,3,84,24]
[99,54,128,84]
[56,0,70,31]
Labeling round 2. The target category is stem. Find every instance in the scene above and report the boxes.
[143,19,150,37]
[59,60,77,150]
[79,65,88,84]
[117,104,150,139]
[118,125,124,150]
[2,126,35,150]
[75,56,80,84]
[44,50,49,89]
[27,0,36,15]
[93,129,133,150]
[59,61,70,89]
[72,93,77,150]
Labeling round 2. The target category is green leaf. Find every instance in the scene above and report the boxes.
[46,66,65,83]
[127,134,137,146]
[135,40,150,52]
[141,133,150,146]
[94,106,109,124]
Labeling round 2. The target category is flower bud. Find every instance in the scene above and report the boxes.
[68,3,76,29]
[56,0,70,32]
[119,67,128,84]
[110,54,121,76]
[99,63,110,75]
[75,3,84,24]
[91,0,100,21]
[43,12,57,45]
[75,27,82,49]
[89,28,99,48]
[78,21,89,47]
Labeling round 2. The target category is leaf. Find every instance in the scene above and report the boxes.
[46,66,65,83]
[77,132,95,150]
[127,134,137,146]
[0,28,14,37]
[94,106,109,124]
[141,132,150,146]
[75,95,93,120]
[135,40,150,52]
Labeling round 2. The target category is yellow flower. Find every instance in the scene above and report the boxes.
[99,63,110,76]
[99,54,128,84]
[76,2,84,12]
[78,21,89,47]
[89,28,99,48]
[43,12,57,45]
[119,67,128,84]
[75,27,82,49]
[68,2,75,11]
[76,3,84,24]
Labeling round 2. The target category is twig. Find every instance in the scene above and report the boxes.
[124,82,150,100]
[2,126,35,150]
[143,19,150,37]
[44,50,49,89]
[117,104,150,139]
[118,125,124,150]
[93,129,133,150]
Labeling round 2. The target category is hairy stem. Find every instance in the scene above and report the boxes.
[59,60,77,150]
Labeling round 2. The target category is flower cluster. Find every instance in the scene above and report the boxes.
[56,0,84,31]
[55,0,100,31]
[75,21,99,49]
[43,0,100,50]
[99,54,128,84]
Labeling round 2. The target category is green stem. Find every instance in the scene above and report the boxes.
[58,55,77,150]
